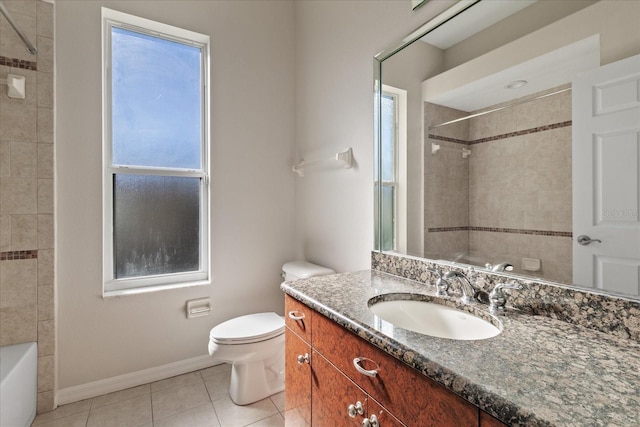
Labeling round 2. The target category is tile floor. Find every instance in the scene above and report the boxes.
[31,364,285,427]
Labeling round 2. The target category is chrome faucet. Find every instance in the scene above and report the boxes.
[489,282,522,315]
[443,271,476,303]
[485,262,514,272]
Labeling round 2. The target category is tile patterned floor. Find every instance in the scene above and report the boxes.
[31,364,285,427]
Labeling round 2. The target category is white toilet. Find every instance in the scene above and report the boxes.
[208,261,334,405]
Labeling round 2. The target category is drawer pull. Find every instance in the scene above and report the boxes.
[347,401,364,418]
[353,357,379,377]
[362,415,379,427]
[288,311,305,321]
[296,353,310,365]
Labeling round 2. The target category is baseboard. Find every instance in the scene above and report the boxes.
[56,355,222,406]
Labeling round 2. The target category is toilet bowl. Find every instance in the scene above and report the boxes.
[208,261,334,405]
[208,312,285,405]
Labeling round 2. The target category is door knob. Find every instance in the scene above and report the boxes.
[577,235,602,246]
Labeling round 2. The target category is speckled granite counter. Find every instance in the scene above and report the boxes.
[281,270,640,427]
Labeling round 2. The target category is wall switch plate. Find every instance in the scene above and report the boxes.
[186,297,211,319]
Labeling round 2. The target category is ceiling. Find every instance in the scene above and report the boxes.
[424,34,601,112]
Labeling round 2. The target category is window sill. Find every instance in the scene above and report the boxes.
[103,279,210,298]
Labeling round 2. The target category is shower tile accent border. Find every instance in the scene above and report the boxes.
[428,226,572,237]
[0,55,38,70]
[428,134,468,145]
[0,249,38,260]
[371,251,640,342]
[428,120,572,146]
[468,120,572,144]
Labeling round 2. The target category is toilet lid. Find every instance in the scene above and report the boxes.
[209,312,285,344]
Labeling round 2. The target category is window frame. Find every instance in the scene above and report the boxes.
[376,85,407,253]
[101,8,211,296]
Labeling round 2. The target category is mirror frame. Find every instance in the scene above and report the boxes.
[372,0,640,302]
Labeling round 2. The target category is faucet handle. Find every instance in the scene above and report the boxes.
[435,275,450,297]
[427,268,450,297]
[489,282,522,315]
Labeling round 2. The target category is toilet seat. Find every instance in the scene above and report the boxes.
[210,312,284,345]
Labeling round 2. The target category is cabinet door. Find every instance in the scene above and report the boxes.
[313,312,478,427]
[285,328,311,427]
[312,350,368,426]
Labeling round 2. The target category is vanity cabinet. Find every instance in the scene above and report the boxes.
[312,308,478,427]
[284,295,508,426]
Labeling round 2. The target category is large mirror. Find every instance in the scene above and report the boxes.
[374,0,640,298]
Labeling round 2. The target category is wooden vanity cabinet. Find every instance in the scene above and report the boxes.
[284,295,508,426]
[312,310,478,427]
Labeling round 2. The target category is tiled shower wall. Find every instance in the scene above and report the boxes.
[424,103,470,261]
[0,0,56,413]
[424,86,572,283]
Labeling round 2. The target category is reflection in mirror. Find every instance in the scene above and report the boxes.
[374,0,640,298]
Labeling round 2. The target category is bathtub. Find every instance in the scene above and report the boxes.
[0,342,37,427]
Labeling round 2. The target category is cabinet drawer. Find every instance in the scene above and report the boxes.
[285,295,313,343]
[313,312,479,427]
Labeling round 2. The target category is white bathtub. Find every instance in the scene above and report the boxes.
[0,342,37,427]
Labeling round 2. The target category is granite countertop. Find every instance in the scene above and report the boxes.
[281,270,640,427]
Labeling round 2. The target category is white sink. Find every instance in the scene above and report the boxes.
[368,298,501,340]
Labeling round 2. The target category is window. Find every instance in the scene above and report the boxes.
[375,85,407,253]
[102,8,210,295]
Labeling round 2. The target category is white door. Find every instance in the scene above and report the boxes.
[573,54,640,296]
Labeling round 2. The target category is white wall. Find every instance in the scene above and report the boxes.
[56,0,295,390]
[293,0,455,272]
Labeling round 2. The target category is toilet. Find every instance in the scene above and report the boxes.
[208,261,334,405]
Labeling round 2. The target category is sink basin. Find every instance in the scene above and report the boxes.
[368,296,501,340]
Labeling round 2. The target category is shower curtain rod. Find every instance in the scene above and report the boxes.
[428,86,571,130]
[0,2,38,55]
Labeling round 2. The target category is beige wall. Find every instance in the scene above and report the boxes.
[293,0,456,271]
[423,103,470,261]
[56,0,295,392]
[0,0,56,412]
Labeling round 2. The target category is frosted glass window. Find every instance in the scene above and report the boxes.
[103,8,209,294]
[114,175,200,278]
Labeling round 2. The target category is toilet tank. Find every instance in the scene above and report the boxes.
[282,261,334,282]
